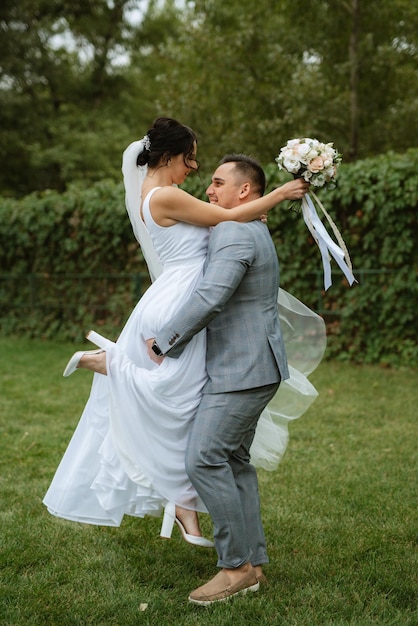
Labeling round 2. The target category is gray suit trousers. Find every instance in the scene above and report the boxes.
[185,381,280,569]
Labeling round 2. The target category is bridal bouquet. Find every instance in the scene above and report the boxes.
[276,137,355,291]
[276,138,341,205]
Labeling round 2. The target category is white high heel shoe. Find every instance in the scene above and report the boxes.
[63,349,103,377]
[63,330,114,377]
[86,329,116,350]
[160,502,214,548]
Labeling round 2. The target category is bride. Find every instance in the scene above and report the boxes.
[43,117,325,544]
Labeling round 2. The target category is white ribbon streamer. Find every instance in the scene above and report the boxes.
[301,193,356,290]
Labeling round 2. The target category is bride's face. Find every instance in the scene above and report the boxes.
[185,141,198,169]
[171,141,198,184]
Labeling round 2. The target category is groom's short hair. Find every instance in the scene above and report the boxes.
[219,154,266,197]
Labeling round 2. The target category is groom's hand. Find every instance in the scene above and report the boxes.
[146,338,165,365]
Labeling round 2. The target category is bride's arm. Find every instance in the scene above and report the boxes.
[150,178,309,227]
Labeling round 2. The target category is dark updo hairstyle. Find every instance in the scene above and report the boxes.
[137,117,198,169]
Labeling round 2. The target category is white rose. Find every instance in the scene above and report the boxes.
[296,143,310,158]
[323,146,336,159]
[283,156,301,174]
[306,148,319,161]
[283,147,296,159]
[324,165,337,180]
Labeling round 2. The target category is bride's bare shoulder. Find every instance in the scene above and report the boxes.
[150,185,191,204]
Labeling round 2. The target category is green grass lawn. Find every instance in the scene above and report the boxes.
[0,338,417,625]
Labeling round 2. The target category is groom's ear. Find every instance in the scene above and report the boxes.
[239,182,251,199]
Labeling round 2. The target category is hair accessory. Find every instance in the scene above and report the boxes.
[142,134,151,151]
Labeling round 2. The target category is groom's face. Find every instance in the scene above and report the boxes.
[206,162,243,209]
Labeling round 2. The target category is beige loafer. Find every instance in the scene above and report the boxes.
[188,568,259,606]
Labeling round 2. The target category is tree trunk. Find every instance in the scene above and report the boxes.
[348,0,360,160]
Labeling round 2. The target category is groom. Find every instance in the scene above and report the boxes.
[150,154,308,604]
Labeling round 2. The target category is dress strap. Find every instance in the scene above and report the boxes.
[141,187,162,230]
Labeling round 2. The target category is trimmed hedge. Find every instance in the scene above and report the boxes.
[1,150,417,366]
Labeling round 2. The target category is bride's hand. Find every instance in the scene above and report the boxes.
[280,178,309,200]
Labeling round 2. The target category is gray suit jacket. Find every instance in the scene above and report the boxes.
[155,219,289,393]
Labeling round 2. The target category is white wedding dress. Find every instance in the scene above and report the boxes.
[43,141,326,526]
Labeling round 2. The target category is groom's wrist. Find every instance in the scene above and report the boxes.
[151,340,163,356]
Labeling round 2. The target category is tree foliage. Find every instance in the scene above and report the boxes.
[0,0,417,196]
[160,0,418,166]
[0,0,184,195]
